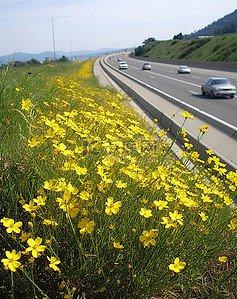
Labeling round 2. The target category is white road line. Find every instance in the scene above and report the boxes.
[129,65,200,88]
[189,90,200,95]
[149,71,201,88]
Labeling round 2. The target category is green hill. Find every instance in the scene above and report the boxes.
[134,34,237,62]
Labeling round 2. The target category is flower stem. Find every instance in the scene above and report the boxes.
[67,212,86,265]
[10,271,15,299]
[22,270,50,298]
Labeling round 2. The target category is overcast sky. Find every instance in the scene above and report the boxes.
[0,0,236,56]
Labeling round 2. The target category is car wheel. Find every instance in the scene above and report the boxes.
[210,90,215,99]
[201,88,205,96]
[230,95,234,98]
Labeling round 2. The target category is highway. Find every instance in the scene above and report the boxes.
[107,54,237,127]
[95,55,237,170]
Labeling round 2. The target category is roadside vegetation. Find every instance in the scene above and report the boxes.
[0,59,237,298]
[134,34,237,62]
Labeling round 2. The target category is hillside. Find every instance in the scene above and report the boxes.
[188,9,237,38]
[134,34,237,62]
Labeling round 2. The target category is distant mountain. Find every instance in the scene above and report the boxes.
[186,9,237,38]
[0,48,127,64]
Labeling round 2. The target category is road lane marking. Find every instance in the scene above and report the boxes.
[149,71,201,87]
[189,90,200,95]
[129,65,200,88]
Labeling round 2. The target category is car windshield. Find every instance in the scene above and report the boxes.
[213,79,230,85]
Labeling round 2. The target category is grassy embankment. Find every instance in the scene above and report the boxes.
[136,34,237,62]
[0,59,237,298]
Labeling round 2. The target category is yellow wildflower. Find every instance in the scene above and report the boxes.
[181,129,187,137]
[184,142,193,149]
[181,111,194,120]
[113,242,124,249]
[21,98,33,111]
[139,229,158,247]
[19,232,31,242]
[1,218,22,234]
[199,125,209,133]
[78,218,95,234]
[43,179,56,190]
[223,194,233,206]
[33,195,46,206]
[79,191,91,200]
[139,207,152,218]
[75,166,87,176]
[228,218,237,230]
[1,250,21,272]
[67,204,80,218]
[169,257,186,273]
[26,237,46,258]
[199,212,208,221]
[47,256,61,271]
[218,256,227,263]
[161,216,176,228]
[23,201,39,212]
[206,149,214,155]
[105,197,122,215]
[28,137,40,147]
[153,200,169,210]
[169,210,183,225]
[43,219,58,226]
[116,180,127,188]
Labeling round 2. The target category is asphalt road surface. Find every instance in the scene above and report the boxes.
[107,54,237,127]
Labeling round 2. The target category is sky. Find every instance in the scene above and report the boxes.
[0,0,236,56]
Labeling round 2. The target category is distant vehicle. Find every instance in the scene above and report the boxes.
[177,65,191,73]
[119,61,128,70]
[142,63,151,70]
[201,77,236,99]
[117,58,121,61]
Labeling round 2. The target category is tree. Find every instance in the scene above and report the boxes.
[142,37,156,45]
[134,46,145,56]
[27,59,41,66]
[173,33,183,40]
[58,55,68,62]
[42,57,54,64]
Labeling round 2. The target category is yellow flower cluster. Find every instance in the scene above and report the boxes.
[2,58,236,298]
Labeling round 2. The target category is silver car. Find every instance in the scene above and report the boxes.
[201,77,236,99]
[142,63,151,70]
[177,65,191,74]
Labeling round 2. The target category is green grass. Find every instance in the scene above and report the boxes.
[137,34,237,62]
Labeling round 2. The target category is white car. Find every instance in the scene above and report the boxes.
[119,61,128,70]
[177,65,191,74]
